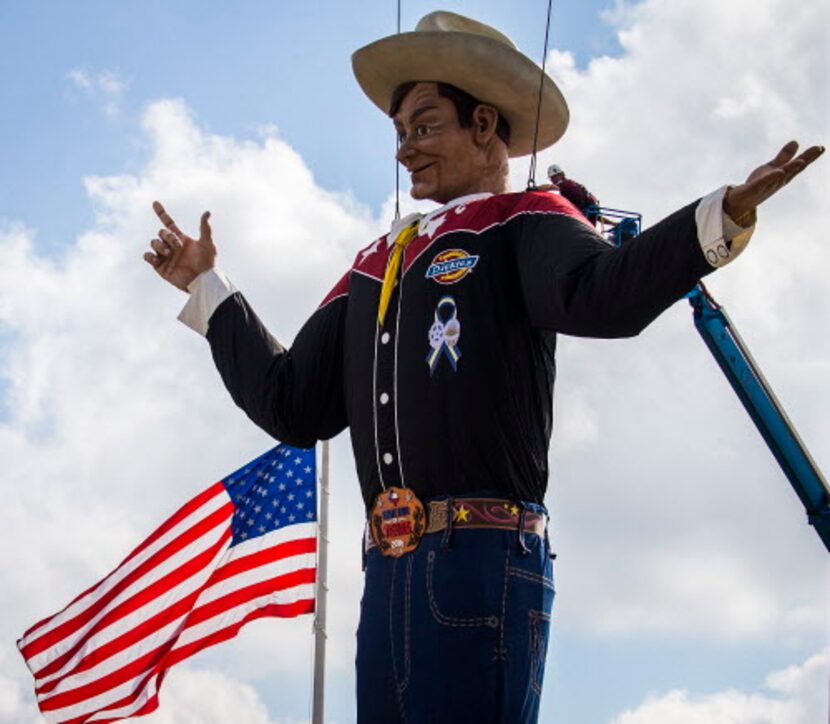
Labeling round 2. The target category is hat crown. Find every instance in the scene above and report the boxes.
[414,10,517,51]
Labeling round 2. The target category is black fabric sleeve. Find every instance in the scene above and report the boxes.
[205,292,348,447]
[515,201,714,338]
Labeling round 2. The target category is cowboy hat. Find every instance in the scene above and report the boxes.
[352,10,569,158]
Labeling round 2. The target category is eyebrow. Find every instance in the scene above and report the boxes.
[394,104,438,128]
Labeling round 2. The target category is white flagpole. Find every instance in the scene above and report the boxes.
[312,440,330,724]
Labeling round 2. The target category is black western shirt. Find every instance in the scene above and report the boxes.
[184,191,718,509]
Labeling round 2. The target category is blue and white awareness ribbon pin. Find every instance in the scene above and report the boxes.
[426,296,461,374]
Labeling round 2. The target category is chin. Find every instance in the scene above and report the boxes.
[411,186,452,205]
[410,185,435,202]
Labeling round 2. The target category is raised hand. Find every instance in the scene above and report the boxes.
[144,201,217,291]
[724,141,824,226]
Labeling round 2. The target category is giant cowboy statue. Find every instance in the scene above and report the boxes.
[142,11,823,724]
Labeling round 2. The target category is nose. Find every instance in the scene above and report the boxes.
[396,136,415,166]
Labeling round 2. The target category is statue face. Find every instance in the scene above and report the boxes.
[393,83,486,204]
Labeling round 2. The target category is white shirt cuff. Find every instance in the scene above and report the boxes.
[696,185,756,268]
[177,268,237,336]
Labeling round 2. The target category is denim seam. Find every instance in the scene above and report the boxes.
[495,548,510,662]
[528,610,552,697]
[508,567,555,591]
[397,556,413,695]
[389,559,408,723]
[426,551,500,628]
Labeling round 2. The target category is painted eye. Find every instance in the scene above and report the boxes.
[397,131,407,144]
[415,125,429,137]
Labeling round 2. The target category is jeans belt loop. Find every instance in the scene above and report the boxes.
[440,496,455,551]
[517,502,531,555]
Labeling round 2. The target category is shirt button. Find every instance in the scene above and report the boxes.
[380,393,389,405]
[383,453,394,465]
[381,332,391,344]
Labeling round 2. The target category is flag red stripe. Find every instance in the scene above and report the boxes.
[19,445,318,724]
[43,593,314,719]
[35,590,200,696]
[48,597,314,724]
[39,639,176,711]
[165,598,315,670]
[22,483,227,641]
[55,667,160,724]
[206,536,316,587]
[32,527,231,680]
[183,566,316,630]
[23,503,233,661]
[36,532,314,688]
[121,482,227,565]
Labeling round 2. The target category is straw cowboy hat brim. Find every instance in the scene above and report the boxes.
[352,12,569,158]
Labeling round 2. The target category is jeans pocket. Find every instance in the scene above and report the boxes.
[425,549,501,629]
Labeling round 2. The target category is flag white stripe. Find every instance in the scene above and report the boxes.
[38,615,187,705]
[194,550,316,607]
[27,515,232,675]
[36,533,313,711]
[21,486,230,648]
[222,521,316,559]
[44,583,315,724]
[172,582,315,651]
[20,444,318,724]
[33,535,231,690]
[42,663,159,724]
[35,534,233,697]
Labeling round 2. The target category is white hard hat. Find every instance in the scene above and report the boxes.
[547,163,564,178]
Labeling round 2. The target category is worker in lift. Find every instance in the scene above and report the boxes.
[547,163,600,223]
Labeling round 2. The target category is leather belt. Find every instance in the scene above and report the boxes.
[365,497,546,551]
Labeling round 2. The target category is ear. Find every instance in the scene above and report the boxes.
[472,104,499,145]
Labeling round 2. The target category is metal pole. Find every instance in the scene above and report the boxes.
[312,440,330,724]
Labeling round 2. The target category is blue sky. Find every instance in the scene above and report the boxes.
[0,0,618,253]
[0,1,828,723]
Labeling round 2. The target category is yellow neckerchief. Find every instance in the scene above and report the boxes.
[378,220,420,325]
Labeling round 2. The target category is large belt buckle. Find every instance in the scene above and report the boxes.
[370,487,426,557]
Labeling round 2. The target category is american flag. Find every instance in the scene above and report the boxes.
[18,444,317,724]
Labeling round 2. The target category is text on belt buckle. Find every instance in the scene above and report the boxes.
[370,487,426,557]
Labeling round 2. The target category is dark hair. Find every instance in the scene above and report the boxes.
[389,81,511,147]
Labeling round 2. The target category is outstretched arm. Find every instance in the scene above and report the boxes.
[516,141,824,337]
[143,203,348,446]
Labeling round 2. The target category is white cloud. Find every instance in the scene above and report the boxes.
[611,649,829,724]
[66,68,128,117]
[2,1,828,721]
[141,667,305,724]
[507,0,830,641]
[0,98,374,721]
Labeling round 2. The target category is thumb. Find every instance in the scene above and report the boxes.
[200,211,212,242]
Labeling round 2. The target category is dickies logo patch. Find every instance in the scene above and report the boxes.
[425,249,479,285]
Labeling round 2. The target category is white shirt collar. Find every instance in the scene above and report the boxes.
[417,192,493,235]
[387,192,494,241]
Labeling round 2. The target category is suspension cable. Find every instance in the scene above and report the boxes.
[394,0,402,220]
[526,0,554,190]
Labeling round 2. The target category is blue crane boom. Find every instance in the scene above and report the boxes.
[591,202,830,553]
[687,283,830,553]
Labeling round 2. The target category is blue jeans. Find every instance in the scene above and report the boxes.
[356,497,554,723]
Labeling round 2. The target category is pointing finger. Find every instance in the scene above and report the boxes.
[152,200,186,240]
